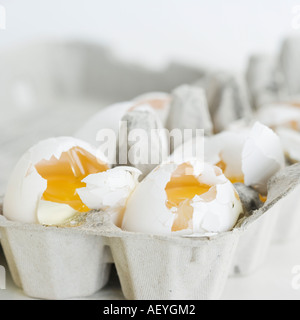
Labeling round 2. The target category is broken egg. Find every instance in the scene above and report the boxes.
[242,122,285,195]
[77,166,141,226]
[122,160,243,236]
[3,137,140,226]
[171,122,285,196]
[255,104,300,132]
[75,92,171,148]
[276,127,300,163]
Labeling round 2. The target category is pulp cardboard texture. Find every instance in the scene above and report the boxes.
[1,163,300,300]
[246,37,300,244]
[1,40,300,300]
[272,184,300,243]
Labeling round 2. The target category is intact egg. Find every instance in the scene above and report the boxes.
[3,137,140,226]
[122,160,243,236]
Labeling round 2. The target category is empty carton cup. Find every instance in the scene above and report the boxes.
[229,203,280,276]
[0,213,112,300]
[230,163,300,276]
[108,230,241,300]
[272,184,300,243]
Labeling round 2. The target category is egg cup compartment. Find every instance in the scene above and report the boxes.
[107,230,241,300]
[0,163,299,300]
[272,185,300,244]
[230,204,280,276]
[0,214,112,300]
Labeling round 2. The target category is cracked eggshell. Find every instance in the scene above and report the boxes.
[3,137,109,224]
[122,161,243,236]
[172,122,285,196]
[276,127,300,163]
[77,166,141,226]
[131,92,171,126]
[75,92,171,149]
[255,104,300,130]
[242,122,285,195]
[171,130,248,182]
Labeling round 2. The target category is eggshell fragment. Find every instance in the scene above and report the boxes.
[171,129,248,182]
[77,167,140,209]
[172,121,285,196]
[276,128,300,163]
[75,92,171,150]
[255,104,300,131]
[242,122,285,195]
[131,92,171,126]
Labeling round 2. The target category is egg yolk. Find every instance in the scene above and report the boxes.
[165,163,211,232]
[130,98,170,111]
[35,147,109,213]
[215,158,244,184]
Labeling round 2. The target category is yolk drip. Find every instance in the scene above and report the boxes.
[35,147,109,213]
[165,163,211,232]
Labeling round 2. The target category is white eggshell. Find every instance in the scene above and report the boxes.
[77,166,141,210]
[75,92,170,147]
[3,137,109,224]
[122,161,243,236]
[171,130,248,180]
[242,122,285,195]
[132,91,171,126]
[122,162,177,235]
[255,104,300,129]
[172,122,285,195]
[276,127,300,162]
[75,101,133,146]
[192,181,242,233]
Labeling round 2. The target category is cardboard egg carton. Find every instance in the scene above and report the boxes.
[0,163,299,300]
[1,38,300,299]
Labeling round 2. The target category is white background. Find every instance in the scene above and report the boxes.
[0,0,300,72]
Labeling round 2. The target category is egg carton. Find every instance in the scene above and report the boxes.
[245,36,300,245]
[272,184,300,243]
[0,163,299,300]
[229,204,280,276]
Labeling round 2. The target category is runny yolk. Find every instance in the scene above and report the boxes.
[259,194,267,203]
[35,147,109,213]
[215,159,244,184]
[287,120,299,131]
[165,163,211,232]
